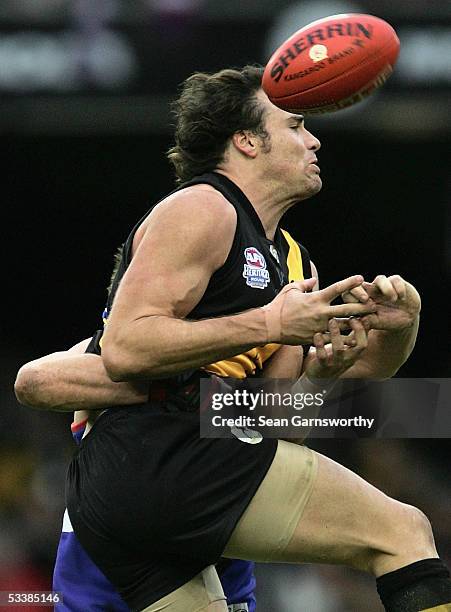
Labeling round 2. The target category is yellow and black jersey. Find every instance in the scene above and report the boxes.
[92,172,311,379]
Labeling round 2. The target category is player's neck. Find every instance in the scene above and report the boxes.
[216,168,296,241]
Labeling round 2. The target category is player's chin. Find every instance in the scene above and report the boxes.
[296,173,322,200]
[307,174,323,195]
[298,179,322,202]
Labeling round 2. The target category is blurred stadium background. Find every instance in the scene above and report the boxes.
[2,0,450,610]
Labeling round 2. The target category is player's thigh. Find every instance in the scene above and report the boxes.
[140,565,227,612]
[285,447,436,573]
[223,440,423,570]
[282,447,415,567]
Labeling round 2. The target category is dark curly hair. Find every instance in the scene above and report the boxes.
[167,65,270,183]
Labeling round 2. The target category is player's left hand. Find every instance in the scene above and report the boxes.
[343,275,421,331]
[304,317,368,380]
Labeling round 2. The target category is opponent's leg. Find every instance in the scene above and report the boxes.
[224,440,451,611]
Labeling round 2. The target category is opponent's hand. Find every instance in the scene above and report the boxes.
[263,275,377,345]
[343,274,421,331]
[303,318,369,380]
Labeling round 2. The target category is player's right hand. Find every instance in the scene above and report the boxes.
[263,275,377,345]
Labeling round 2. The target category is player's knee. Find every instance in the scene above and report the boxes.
[365,502,437,576]
[401,504,436,553]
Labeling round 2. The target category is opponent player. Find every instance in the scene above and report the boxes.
[17,65,451,612]
[23,341,262,612]
[16,251,263,611]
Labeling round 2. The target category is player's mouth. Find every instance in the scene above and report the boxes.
[309,159,320,173]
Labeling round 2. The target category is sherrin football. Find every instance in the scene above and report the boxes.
[262,14,400,114]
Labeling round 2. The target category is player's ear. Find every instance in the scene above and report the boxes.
[231,130,258,158]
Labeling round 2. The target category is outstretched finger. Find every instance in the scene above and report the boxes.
[320,275,364,303]
[329,301,377,319]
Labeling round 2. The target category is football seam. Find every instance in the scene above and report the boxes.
[268,36,399,101]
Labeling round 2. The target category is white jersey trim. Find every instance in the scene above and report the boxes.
[62,508,74,533]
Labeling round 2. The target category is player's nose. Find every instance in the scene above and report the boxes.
[306,129,321,151]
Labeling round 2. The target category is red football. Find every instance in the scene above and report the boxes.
[262,13,400,114]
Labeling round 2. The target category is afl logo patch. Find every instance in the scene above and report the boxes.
[243,247,270,289]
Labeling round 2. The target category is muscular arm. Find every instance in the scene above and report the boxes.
[14,340,148,412]
[102,189,271,381]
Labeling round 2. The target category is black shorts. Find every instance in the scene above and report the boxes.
[66,403,277,611]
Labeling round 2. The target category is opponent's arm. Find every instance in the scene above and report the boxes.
[102,197,375,382]
[278,318,370,444]
[340,275,420,379]
[261,345,304,379]
[14,339,148,412]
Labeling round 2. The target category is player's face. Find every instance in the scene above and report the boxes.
[256,91,322,200]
